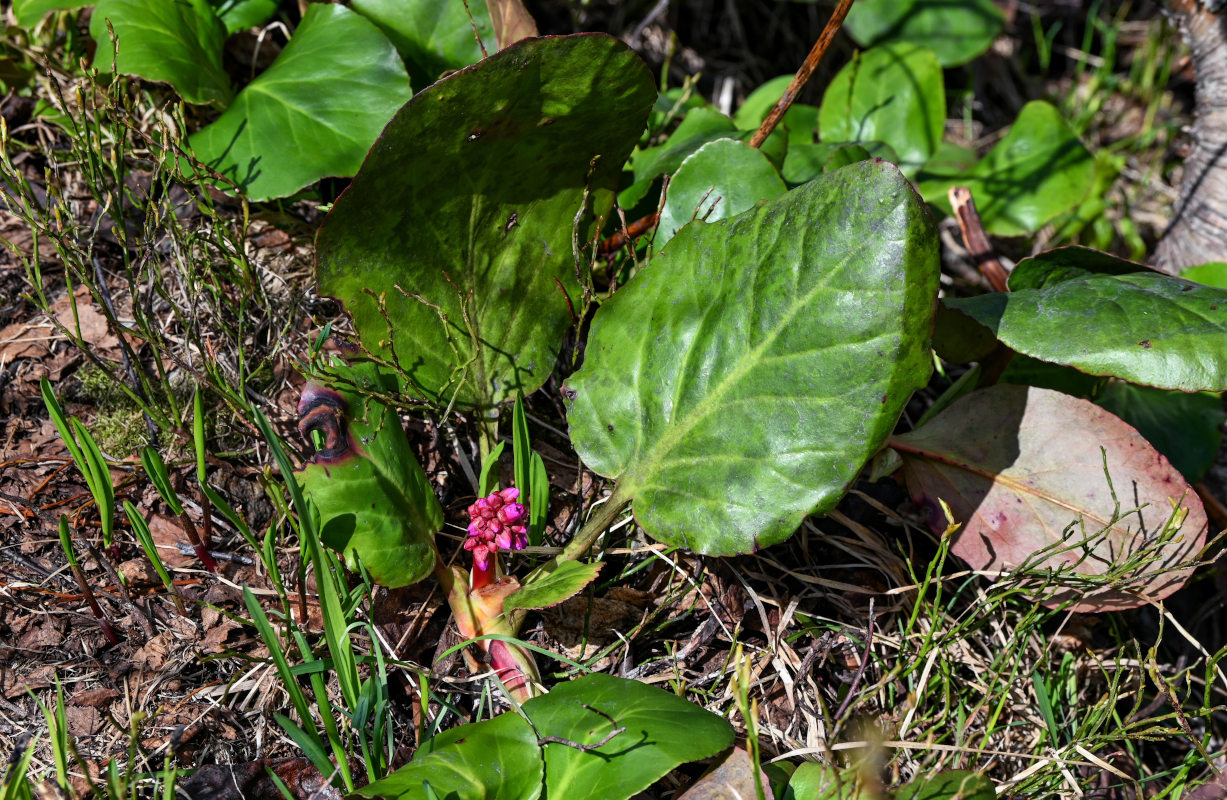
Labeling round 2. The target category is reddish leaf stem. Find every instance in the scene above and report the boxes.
[598,0,855,252]
[747,0,857,149]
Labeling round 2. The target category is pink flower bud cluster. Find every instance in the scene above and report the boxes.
[464,487,528,570]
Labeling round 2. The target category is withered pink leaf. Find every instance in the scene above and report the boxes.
[890,384,1207,612]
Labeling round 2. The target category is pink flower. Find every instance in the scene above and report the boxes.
[465,487,529,572]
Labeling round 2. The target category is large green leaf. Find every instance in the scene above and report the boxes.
[566,162,939,555]
[353,710,542,800]
[844,0,1004,67]
[13,0,91,28]
[522,674,733,800]
[891,384,1207,612]
[296,360,442,588]
[656,138,786,247]
[351,0,494,90]
[90,0,231,106]
[946,246,1227,391]
[1095,382,1225,483]
[916,101,1094,236]
[818,43,944,177]
[316,35,656,410]
[189,3,411,201]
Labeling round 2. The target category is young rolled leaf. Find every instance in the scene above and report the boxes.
[296,360,442,588]
[566,161,940,555]
[316,34,656,411]
[946,246,1227,391]
[890,384,1207,612]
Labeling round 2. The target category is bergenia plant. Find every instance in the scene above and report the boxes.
[298,27,1218,712]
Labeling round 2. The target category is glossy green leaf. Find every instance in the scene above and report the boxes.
[1095,382,1225,482]
[316,35,656,410]
[818,43,944,176]
[1182,262,1227,289]
[894,771,995,800]
[932,301,998,364]
[189,3,411,201]
[782,143,845,185]
[784,763,860,800]
[916,101,1094,236]
[892,384,1207,612]
[780,142,897,185]
[353,711,542,800]
[522,674,733,800]
[621,107,739,209]
[845,0,1004,67]
[351,0,494,90]
[90,0,231,106]
[505,560,601,611]
[656,138,786,247]
[946,247,1227,391]
[296,360,442,588]
[208,0,278,33]
[999,354,1106,400]
[13,0,91,28]
[566,161,939,555]
[734,74,819,144]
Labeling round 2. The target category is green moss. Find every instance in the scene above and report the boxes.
[75,365,153,455]
[89,405,149,456]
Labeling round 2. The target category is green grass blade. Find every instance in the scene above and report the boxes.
[308,670,353,791]
[253,408,360,710]
[528,451,548,546]
[242,588,322,752]
[193,388,255,545]
[125,501,185,613]
[512,392,530,495]
[273,713,334,781]
[140,446,185,516]
[1,731,38,800]
[40,377,86,470]
[478,439,505,497]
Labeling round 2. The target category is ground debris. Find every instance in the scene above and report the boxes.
[176,758,344,800]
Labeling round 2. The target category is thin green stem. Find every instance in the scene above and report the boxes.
[508,486,630,632]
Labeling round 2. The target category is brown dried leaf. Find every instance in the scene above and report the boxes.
[892,384,1207,611]
[676,747,772,800]
[485,0,537,50]
[72,687,120,708]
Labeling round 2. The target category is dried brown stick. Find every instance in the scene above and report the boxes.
[748,0,857,149]
[599,0,855,253]
[949,186,1010,293]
